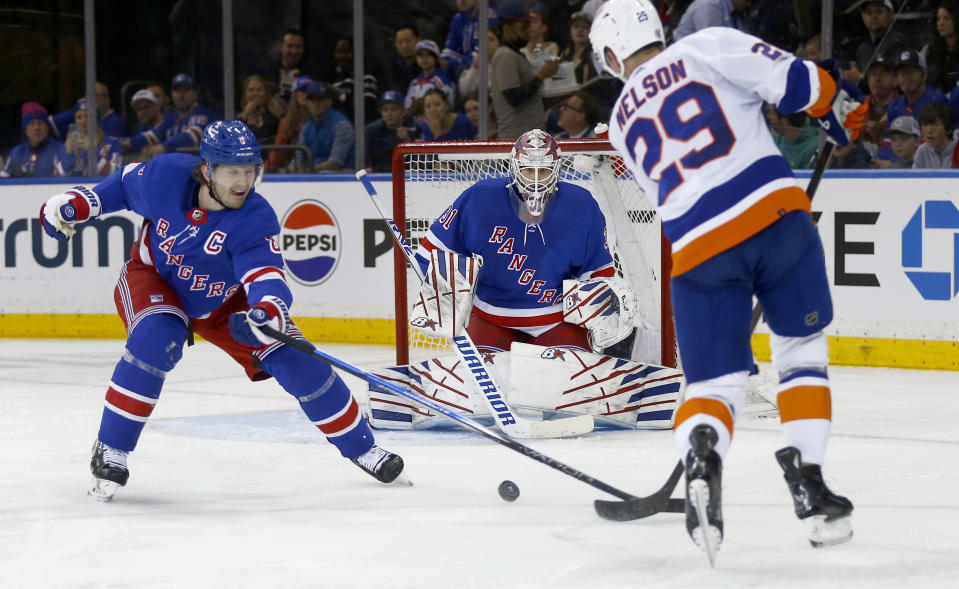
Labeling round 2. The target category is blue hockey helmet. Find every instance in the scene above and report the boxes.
[200,120,262,166]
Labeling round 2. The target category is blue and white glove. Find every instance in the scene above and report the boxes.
[39,186,102,241]
[229,296,291,347]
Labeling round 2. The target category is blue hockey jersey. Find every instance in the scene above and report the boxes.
[416,178,614,332]
[91,153,290,318]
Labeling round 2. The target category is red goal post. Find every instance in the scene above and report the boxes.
[390,139,676,369]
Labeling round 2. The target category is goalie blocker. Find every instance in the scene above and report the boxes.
[366,342,683,431]
[409,249,481,340]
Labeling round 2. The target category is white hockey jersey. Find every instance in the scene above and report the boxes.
[607,27,834,276]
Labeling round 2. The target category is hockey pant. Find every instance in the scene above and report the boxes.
[98,259,374,458]
[465,308,591,354]
[670,211,833,464]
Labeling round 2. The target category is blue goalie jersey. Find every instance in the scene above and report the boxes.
[416,177,615,332]
[91,153,290,318]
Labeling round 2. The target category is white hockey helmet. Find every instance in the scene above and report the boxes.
[508,129,562,218]
[589,0,664,82]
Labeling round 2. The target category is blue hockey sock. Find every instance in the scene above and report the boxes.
[98,314,186,452]
[261,346,374,458]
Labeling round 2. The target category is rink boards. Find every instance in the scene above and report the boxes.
[0,171,956,370]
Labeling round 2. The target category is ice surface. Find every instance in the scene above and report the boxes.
[1,339,957,588]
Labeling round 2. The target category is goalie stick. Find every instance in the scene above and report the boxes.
[355,170,594,439]
[257,323,650,501]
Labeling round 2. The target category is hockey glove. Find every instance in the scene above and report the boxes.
[807,61,869,147]
[229,295,291,347]
[39,186,102,241]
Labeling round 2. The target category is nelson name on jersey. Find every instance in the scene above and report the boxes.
[614,58,687,129]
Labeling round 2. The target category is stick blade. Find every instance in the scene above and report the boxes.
[594,461,684,521]
[594,496,683,520]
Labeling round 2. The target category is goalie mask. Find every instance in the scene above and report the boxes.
[508,129,562,219]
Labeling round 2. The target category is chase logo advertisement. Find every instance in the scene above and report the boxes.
[901,200,959,301]
[279,199,341,286]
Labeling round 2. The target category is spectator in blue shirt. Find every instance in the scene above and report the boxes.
[136,74,215,159]
[365,90,418,173]
[1,102,62,178]
[442,0,497,74]
[887,50,948,123]
[53,102,122,177]
[299,81,354,172]
[47,83,128,141]
[418,88,476,141]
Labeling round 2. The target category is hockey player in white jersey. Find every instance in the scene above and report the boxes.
[591,0,864,562]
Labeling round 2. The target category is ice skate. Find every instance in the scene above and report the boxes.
[350,444,410,486]
[775,447,853,547]
[685,424,723,567]
[88,440,129,502]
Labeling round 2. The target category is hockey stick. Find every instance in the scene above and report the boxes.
[355,170,594,439]
[258,323,639,499]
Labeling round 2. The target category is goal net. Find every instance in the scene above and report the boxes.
[390,139,675,369]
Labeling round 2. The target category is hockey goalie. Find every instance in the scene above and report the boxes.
[367,130,683,432]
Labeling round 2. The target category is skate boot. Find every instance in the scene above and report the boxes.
[88,440,129,502]
[685,424,723,567]
[775,446,853,547]
[350,444,410,485]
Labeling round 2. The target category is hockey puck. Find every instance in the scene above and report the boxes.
[498,480,520,502]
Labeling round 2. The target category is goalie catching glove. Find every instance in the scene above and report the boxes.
[39,186,102,241]
[562,277,637,351]
[410,249,481,339]
[807,59,868,147]
[229,295,291,347]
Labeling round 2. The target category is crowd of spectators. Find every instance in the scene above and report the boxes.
[5,0,959,179]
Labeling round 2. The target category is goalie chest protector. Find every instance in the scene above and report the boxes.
[421,178,614,326]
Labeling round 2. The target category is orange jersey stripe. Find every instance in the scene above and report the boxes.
[674,397,734,436]
[806,66,837,118]
[671,187,810,276]
[778,385,832,423]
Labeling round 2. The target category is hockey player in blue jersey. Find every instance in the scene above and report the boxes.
[591,0,863,562]
[414,129,632,354]
[39,120,406,501]
[367,129,680,433]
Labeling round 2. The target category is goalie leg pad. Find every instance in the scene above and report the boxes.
[508,343,683,429]
[410,250,481,339]
[366,353,510,430]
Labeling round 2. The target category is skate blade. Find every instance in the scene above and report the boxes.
[807,514,853,547]
[688,479,721,567]
[387,470,413,487]
[88,478,120,502]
